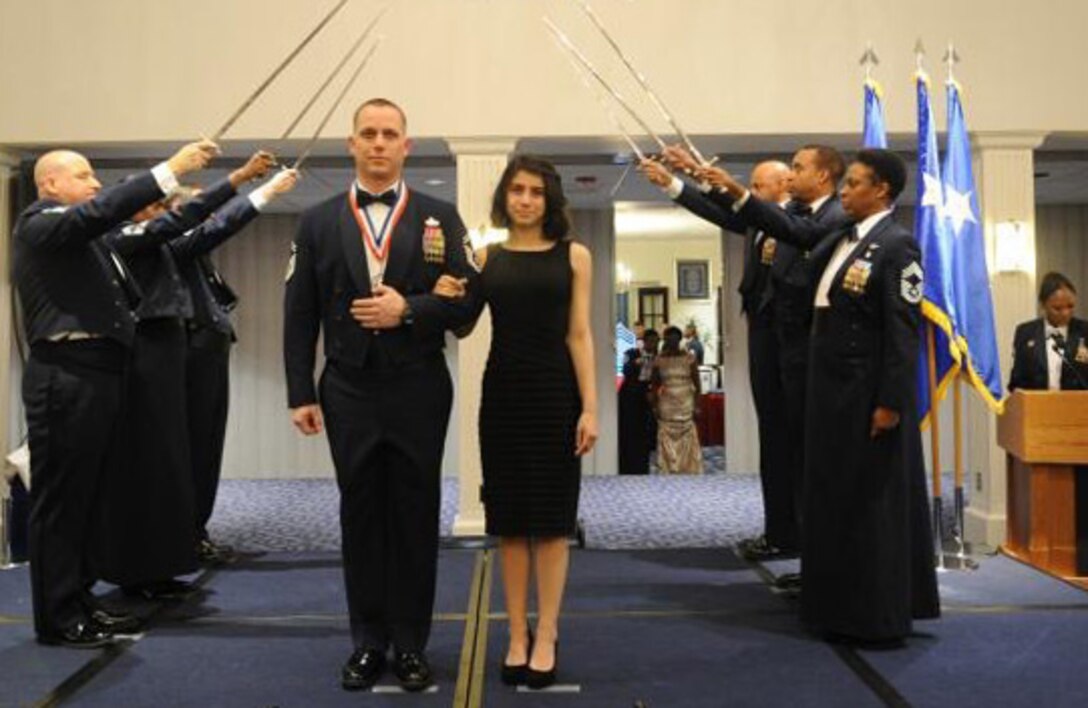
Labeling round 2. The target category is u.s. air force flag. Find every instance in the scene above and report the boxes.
[913,70,959,427]
[942,79,1003,412]
[862,77,888,149]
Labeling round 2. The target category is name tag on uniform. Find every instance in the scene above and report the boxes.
[842,258,872,295]
[422,217,445,264]
[760,237,777,265]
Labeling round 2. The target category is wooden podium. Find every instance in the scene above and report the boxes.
[997,390,1088,581]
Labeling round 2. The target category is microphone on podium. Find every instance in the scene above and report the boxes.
[1050,332,1088,389]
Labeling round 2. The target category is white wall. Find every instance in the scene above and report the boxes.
[3,1,1088,145]
[1036,205,1088,300]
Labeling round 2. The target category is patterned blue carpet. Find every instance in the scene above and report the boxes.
[208,446,755,552]
[208,445,967,553]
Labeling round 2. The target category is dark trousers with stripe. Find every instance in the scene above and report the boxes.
[320,353,452,652]
[23,340,127,637]
[747,311,799,551]
[185,326,232,539]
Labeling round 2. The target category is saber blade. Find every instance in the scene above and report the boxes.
[573,0,708,165]
[280,4,390,140]
[292,38,383,170]
[213,0,351,141]
[549,30,646,161]
[544,17,666,150]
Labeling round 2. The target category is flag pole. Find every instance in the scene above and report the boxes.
[926,322,946,570]
[948,369,980,571]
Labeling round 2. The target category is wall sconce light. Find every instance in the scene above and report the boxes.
[615,262,633,291]
[467,225,508,250]
[994,220,1031,273]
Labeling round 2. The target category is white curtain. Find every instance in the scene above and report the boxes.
[216,214,335,479]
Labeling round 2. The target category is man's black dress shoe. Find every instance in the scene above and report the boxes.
[526,641,558,690]
[38,621,115,649]
[122,579,197,602]
[774,572,802,590]
[89,608,142,634]
[393,651,433,692]
[341,648,386,691]
[739,536,798,561]
[197,539,237,566]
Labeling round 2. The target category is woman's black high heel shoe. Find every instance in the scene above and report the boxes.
[500,630,533,686]
[526,640,558,690]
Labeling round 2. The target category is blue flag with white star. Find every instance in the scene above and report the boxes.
[862,78,888,148]
[913,71,960,427]
[941,80,1004,411]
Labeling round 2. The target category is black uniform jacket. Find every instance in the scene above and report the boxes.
[13,171,165,346]
[1008,317,1088,391]
[101,177,242,322]
[170,186,261,336]
[283,188,480,408]
[726,191,852,328]
[802,214,939,638]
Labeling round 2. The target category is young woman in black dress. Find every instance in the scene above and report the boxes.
[435,155,597,689]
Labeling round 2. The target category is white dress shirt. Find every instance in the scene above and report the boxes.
[1044,323,1069,390]
[354,179,402,288]
[814,209,891,308]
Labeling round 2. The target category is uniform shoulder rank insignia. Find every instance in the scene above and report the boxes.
[422,217,445,264]
[760,237,777,265]
[285,242,297,282]
[462,231,481,273]
[1076,338,1088,364]
[121,223,147,236]
[41,205,69,214]
[842,258,873,295]
[900,261,923,304]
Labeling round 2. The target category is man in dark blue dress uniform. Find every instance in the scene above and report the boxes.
[170,161,299,566]
[14,141,216,647]
[283,98,479,691]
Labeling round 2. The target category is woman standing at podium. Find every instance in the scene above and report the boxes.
[1009,272,1088,391]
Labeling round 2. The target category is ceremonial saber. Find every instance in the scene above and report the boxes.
[292,38,383,170]
[280,4,390,140]
[549,29,646,161]
[573,0,709,165]
[213,0,351,141]
[543,17,667,151]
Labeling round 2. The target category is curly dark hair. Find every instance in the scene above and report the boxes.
[490,155,571,240]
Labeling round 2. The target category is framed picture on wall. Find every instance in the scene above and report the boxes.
[676,260,710,300]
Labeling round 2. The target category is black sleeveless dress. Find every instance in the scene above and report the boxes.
[479,240,581,537]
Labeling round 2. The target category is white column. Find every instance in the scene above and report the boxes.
[720,230,757,473]
[570,208,617,477]
[0,151,20,460]
[446,138,515,536]
[964,131,1047,548]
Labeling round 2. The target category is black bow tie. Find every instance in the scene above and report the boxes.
[790,202,814,217]
[357,188,397,207]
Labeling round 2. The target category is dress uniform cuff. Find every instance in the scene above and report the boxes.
[248,189,271,212]
[664,177,684,200]
[151,162,181,196]
[732,190,751,213]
